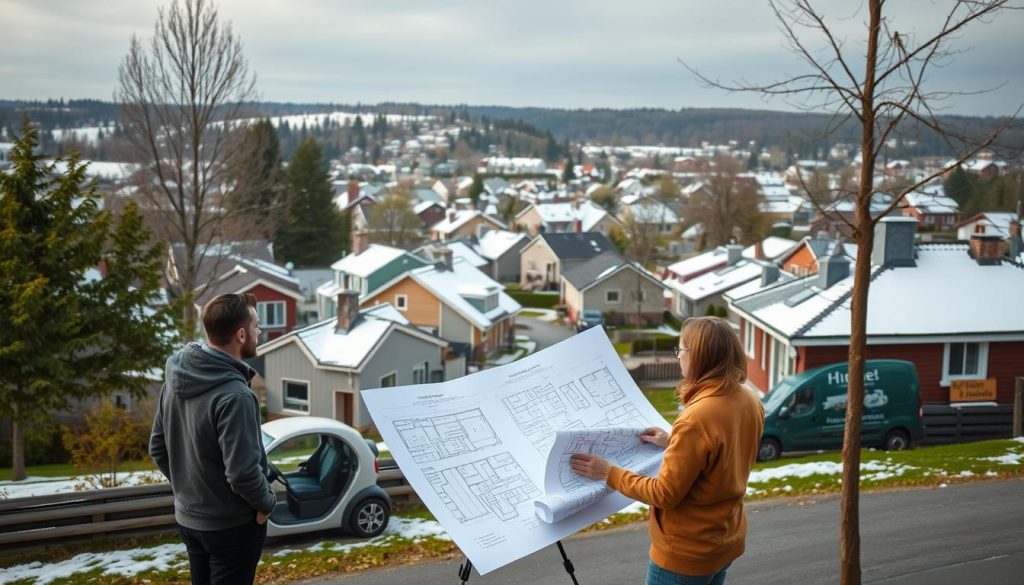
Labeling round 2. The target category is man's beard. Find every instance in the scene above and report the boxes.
[241,335,258,359]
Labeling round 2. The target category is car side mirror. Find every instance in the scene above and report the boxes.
[778,406,791,420]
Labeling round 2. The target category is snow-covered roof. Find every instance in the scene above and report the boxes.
[667,237,796,279]
[734,244,1024,341]
[44,159,138,182]
[260,304,445,370]
[431,210,506,235]
[666,260,765,301]
[237,256,300,286]
[477,230,528,260]
[368,258,521,330]
[531,200,611,231]
[330,244,408,277]
[621,195,679,223]
[902,191,959,215]
[957,212,1018,238]
[446,241,488,268]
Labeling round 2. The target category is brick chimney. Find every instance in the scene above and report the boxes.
[347,180,359,201]
[754,239,766,260]
[1008,202,1023,260]
[969,233,1003,265]
[335,290,360,333]
[574,218,583,234]
[351,229,369,255]
[872,216,917,267]
[436,247,454,271]
[446,208,457,224]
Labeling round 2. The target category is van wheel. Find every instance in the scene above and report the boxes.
[349,498,389,538]
[758,438,781,462]
[884,430,910,452]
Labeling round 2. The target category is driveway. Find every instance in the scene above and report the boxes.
[516,315,574,351]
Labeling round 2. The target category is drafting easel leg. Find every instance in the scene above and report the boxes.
[458,557,473,585]
[556,540,580,585]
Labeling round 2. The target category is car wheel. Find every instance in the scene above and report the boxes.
[349,497,389,538]
[757,438,781,462]
[884,429,910,452]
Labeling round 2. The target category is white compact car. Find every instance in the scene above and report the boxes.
[260,417,390,539]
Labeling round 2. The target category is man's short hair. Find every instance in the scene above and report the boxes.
[203,293,257,346]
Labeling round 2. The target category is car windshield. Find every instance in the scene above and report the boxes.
[763,379,794,413]
[582,310,603,319]
[261,431,275,450]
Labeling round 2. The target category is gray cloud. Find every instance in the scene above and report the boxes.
[1,0,1020,115]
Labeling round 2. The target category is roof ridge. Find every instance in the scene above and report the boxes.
[794,264,889,338]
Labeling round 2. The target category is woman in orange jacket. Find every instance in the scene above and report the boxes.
[571,316,765,585]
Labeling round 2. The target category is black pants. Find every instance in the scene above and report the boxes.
[177,520,267,585]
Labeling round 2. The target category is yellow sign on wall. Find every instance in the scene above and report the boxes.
[950,379,997,402]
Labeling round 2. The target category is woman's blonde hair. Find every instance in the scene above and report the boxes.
[678,316,747,401]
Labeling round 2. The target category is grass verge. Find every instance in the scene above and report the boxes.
[1,438,1021,584]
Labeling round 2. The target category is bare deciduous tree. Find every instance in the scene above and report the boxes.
[368,188,422,248]
[117,0,268,327]
[686,2,1021,583]
[688,155,766,247]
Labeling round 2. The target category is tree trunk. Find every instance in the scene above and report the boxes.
[11,418,26,481]
[841,4,882,584]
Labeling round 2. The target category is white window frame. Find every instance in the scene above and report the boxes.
[413,362,429,385]
[258,300,287,329]
[395,294,409,311]
[282,378,310,413]
[605,289,622,304]
[379,371,398,388]
[940,342,988,386]
[111,391,132,413]
[743,321,756,358]
[760,330,768,370]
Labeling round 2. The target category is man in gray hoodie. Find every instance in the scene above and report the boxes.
[150,293,276,585]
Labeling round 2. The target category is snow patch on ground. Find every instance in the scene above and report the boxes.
[0,543,187,585]
[748,460,915,485]
[0,470,164,500]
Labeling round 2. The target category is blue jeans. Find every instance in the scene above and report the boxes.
[645,559,731,585]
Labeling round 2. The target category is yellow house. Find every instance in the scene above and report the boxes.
[430,209,507,242]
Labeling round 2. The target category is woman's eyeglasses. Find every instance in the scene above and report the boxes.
[673,346,688,358]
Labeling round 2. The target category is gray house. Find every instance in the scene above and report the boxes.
[257,293,448,430]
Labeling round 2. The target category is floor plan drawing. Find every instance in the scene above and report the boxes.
[423,452,540,523]
[502,384,582,454]
[579,367,625,407]
[393,409,500,463]
[558,381,591,409]
[596,402,648,429]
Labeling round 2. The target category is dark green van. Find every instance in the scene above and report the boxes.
[758,359,925,462]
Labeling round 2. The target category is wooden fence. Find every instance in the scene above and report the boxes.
[921,404,1015,445]
[627,361,679,386]
[0,459,413,547]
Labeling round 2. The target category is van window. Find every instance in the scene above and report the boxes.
[789,387,815,416]
[763,380,794,413]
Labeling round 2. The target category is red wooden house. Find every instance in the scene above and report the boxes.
[728,217,1024,406]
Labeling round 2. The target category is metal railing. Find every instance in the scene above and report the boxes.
[0,459,412,547]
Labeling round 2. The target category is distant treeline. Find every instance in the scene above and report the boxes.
[3,99,1020,162]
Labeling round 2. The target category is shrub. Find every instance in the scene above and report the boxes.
[631,336,678,353]
[662,311,683,330]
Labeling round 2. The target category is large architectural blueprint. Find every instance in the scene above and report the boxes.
[361,326,671,575]
[535,428,663,524]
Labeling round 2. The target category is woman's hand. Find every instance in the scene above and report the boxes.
[639,427,670,448]
[570,454,612,481]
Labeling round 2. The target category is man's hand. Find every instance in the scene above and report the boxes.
[256,511,270,525]
[570,454,611,481]
[640,427,670,448]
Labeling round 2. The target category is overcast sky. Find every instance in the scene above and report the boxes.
[2,0,1021,116]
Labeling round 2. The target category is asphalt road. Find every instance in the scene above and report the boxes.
[516,315,575,351]
[311,478,1024,585]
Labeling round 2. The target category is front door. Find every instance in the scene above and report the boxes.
[334,392,354,426]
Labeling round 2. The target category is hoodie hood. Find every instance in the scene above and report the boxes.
[165,342,256,399]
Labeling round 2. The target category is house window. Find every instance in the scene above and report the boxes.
[258,301,286,328]
[111,391,132,412]
[380,372,397,388]
[413,362,429,384]
[942,342,988,384]
[395,294,408,311]
[606,290,621,304]
[283,380,309,413]
[744,321,756,358]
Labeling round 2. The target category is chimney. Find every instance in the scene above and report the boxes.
[969,233,1003,265]
[1008,202,1023,260]
[754,239,766,260]
[446,208,457,223]
[871,216,917,268]
[760,263,780,287]
[726,244,743,266]
[347,180,359,200]
[335,291,360,333]
[351,230,369,255]
[818,247,850,289]
[574,218,583,234]
[436,247,454,271]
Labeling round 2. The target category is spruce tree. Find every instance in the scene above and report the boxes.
[563,153,576,184]
[468,173,485,208]
[275,138,345,266]
[0,121,179,480]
